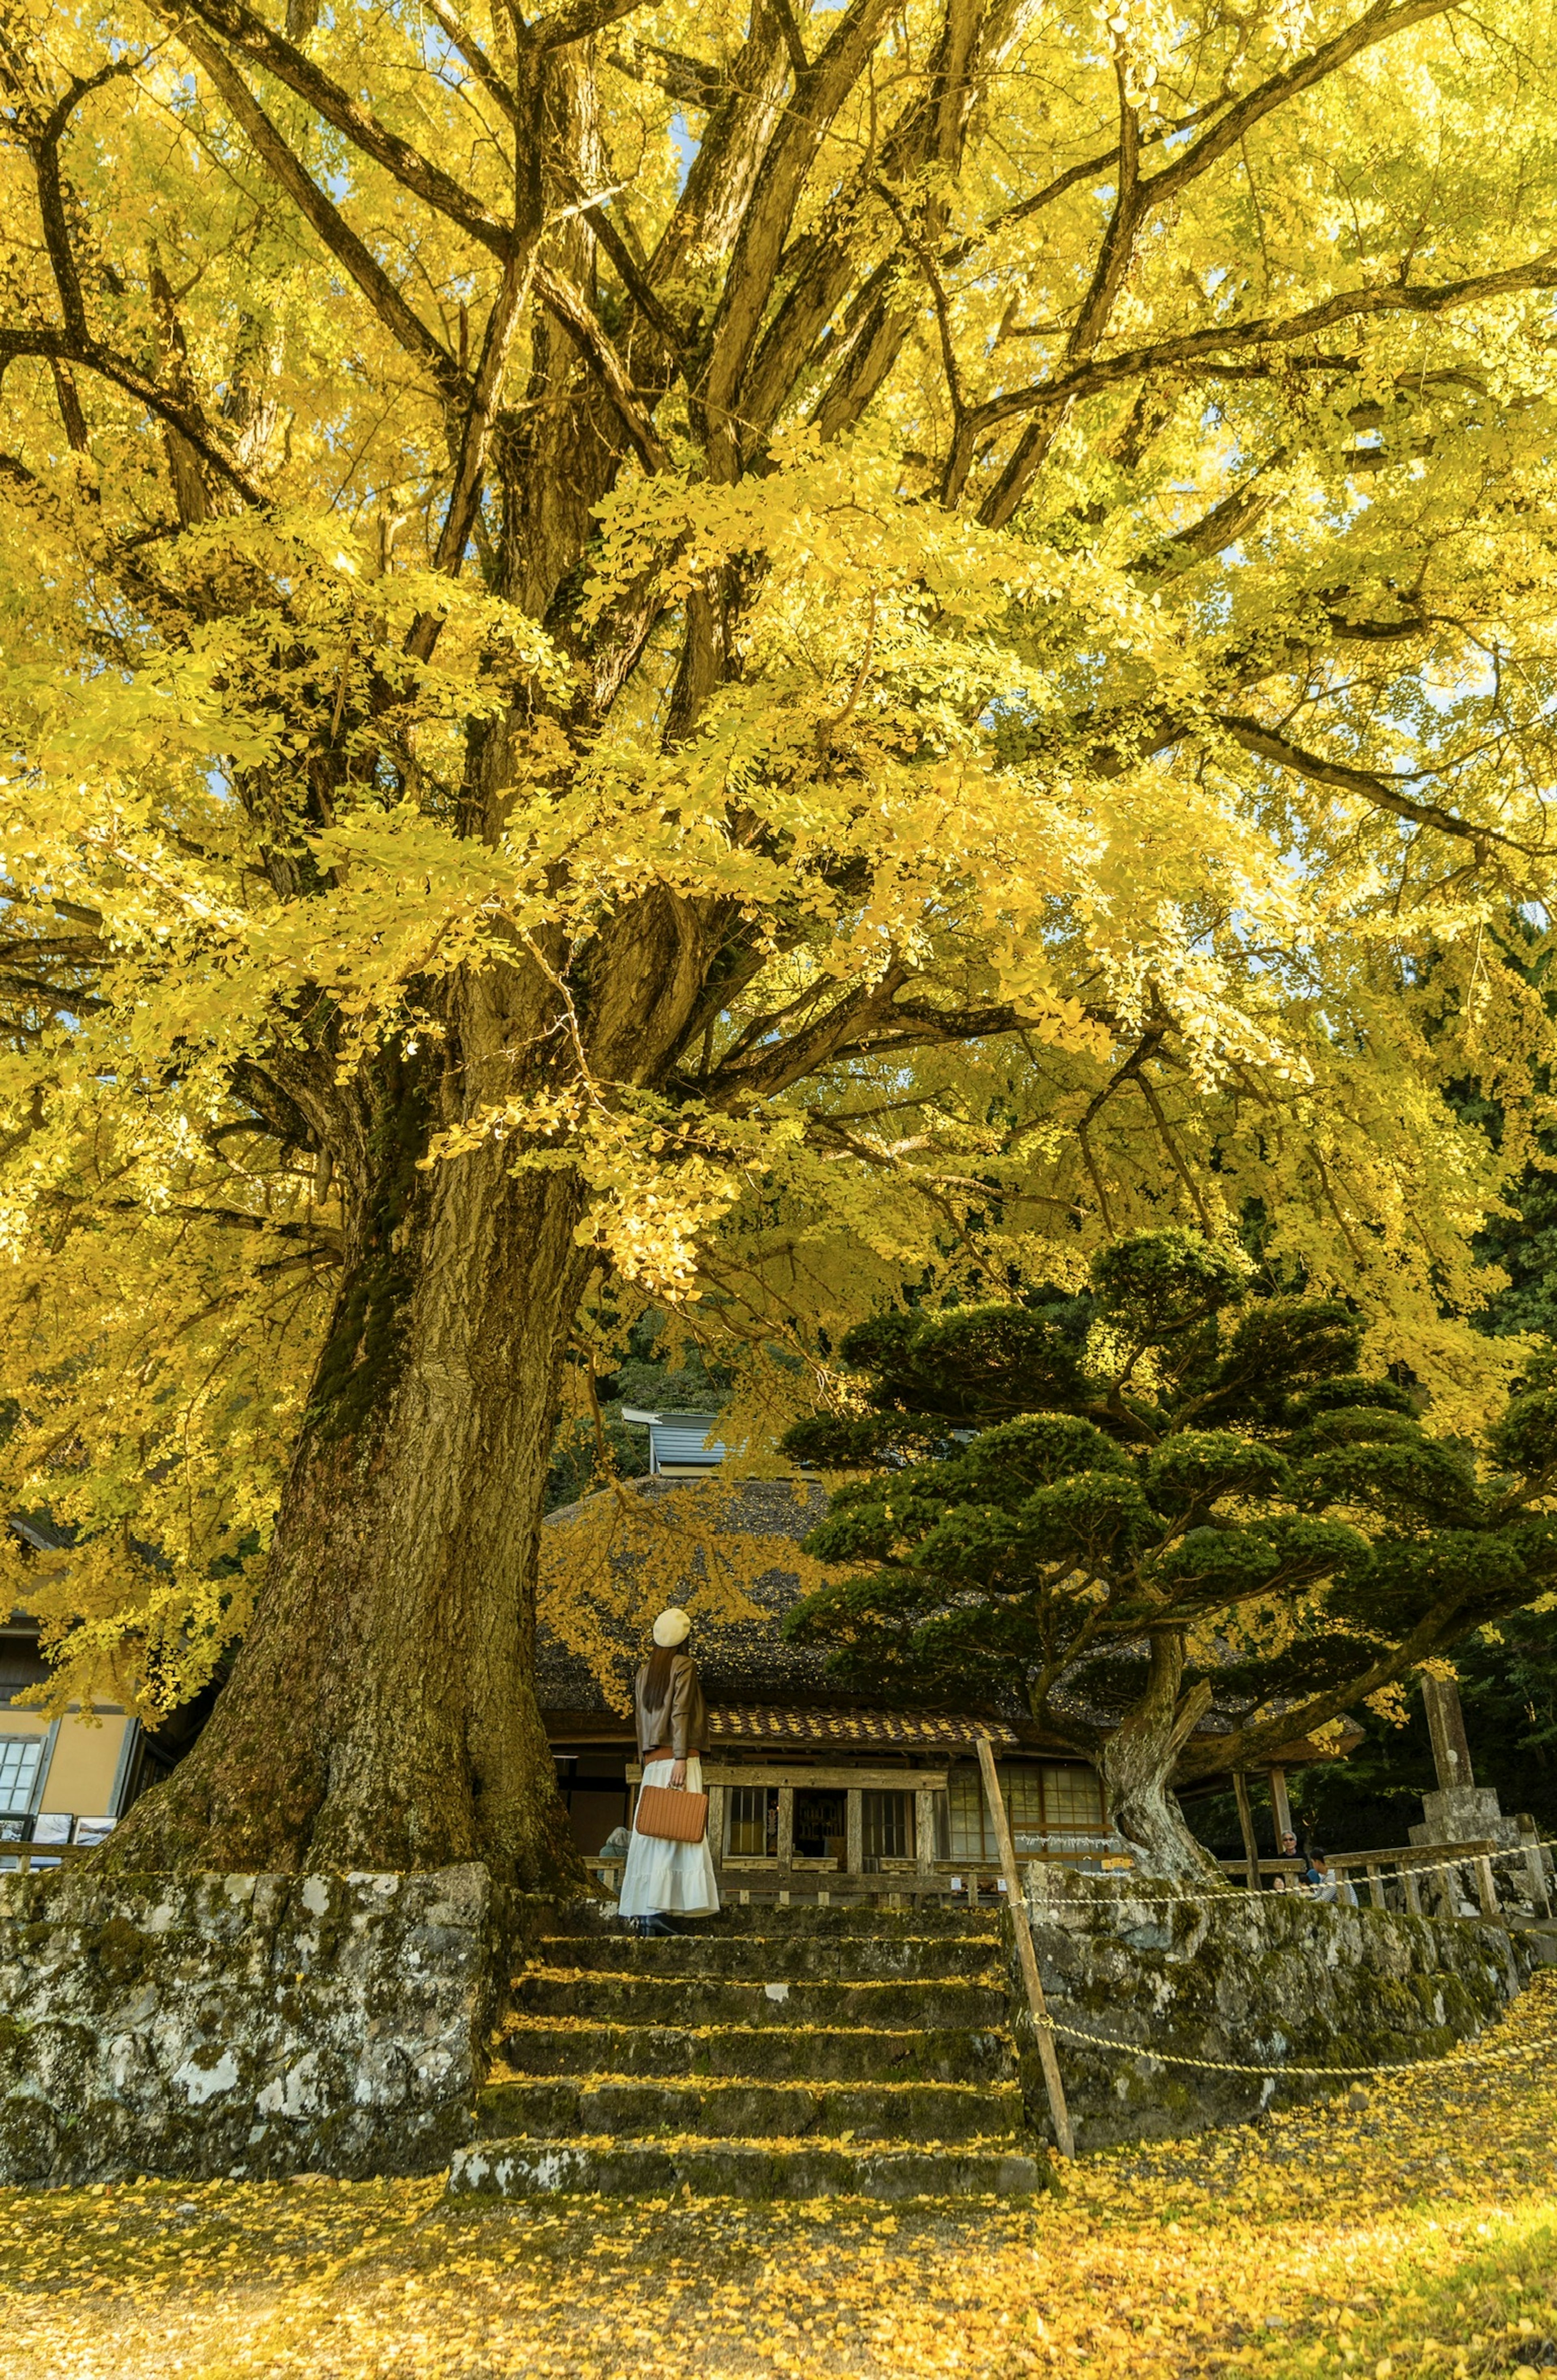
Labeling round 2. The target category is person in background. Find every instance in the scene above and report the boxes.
[617,1607,720,1938]
[1268,1830,1301,1886]
[1307,1852,1359,1908]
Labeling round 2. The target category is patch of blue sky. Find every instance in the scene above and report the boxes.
[670,113,698,195]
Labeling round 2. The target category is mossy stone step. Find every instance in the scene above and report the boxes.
[511,1971,1010,2030]
[477,2074,1028,2145]
[570,1903,1003,1942]
[496,2017,1017,2086]
[448,2135,1048,2202]
[536,1932,1000,1983]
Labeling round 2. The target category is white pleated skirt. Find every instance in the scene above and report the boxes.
[617,1756,720,1919]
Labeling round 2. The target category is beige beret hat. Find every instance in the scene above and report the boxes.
[651,1606,692,1649]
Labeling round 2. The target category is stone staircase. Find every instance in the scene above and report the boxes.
[446,1901,1048,2200]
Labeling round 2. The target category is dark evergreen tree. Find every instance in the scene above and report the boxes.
[782,1232,1557,1877]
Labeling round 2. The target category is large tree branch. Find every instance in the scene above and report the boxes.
[1177,1595,1467,1781]
[701,0,897,476]
[0,328,265,503]
[1147,0,1458,211]
[33,57,143,343]
[1218,715,1541,853]
[155,0,515,258]
[178,24,463,397]
[747,0,991,450]
[534,264,667,469]
[404,254,532,656]
[971,256,1557,437]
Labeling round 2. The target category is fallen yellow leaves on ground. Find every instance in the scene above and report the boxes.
[2,1974,1554,2379]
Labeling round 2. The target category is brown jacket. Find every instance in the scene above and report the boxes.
[634,1652,709,1762]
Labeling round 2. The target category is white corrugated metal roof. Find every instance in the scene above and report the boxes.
[619,1409,730,1472]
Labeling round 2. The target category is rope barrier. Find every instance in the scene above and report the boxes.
[1027,1831,1557,1912]
[1031,2008,1557,2080]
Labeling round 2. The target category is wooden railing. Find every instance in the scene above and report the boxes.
[0,1840,86,1872]
[1216,1839,1506,1918]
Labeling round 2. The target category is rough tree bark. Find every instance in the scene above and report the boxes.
[1094,1638,1226,1884]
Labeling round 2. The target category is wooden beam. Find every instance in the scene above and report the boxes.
[628,1763,947,1791]
[915,1786,937,1881]
[975,1732,1074,2160]
[1267,1765,1293,1847]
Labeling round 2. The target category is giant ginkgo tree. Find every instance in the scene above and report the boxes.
[3,0,1557,1876]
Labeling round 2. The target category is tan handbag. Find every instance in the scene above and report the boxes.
[634,1783,709,1843]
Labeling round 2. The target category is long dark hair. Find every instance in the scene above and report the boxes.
[641,1645,680,1704]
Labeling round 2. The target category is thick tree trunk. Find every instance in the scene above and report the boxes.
[103,1051,591,1881]
[1096,1637,1228,1886]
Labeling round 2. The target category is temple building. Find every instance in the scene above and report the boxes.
[536,1450,1355,1893]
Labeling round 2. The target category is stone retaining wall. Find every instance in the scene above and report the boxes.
[0,1864,498,2185]
[0,1861,1532,2183]
[1019,1865,1525,2151]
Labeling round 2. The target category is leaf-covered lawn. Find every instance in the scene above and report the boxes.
[4,1975,1554,2379]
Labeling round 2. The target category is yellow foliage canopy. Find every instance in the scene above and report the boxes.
[2,0,1556,1741]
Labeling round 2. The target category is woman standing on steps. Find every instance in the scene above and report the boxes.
[618,1607,721,1938]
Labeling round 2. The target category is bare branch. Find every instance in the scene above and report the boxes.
[1218,714,1539,853]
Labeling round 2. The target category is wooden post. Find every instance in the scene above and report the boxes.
[1422,1674,1475,1792]
[1366,1862,1384,1911]
[1403,1865,1422,1917]
[776,1783,794,1886]
[915,1786,936,1886]
[845,1788,863,1880]
[975,1733,1074,2160]
[1232,1771,1260,1891]
[707,1784,725,1874]
[1267,1765,1293,1848]
[1519,1813,1552,1920]
[1474,1854,1499,1921]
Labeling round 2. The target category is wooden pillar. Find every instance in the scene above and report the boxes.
[1519,1813,1552,1920]
[1403,1865,1422,1917]
[915,1786,936,1886]
[1474,1854,1499,1921]
[707,1785,725,1873]
[1267,1765,1293,1848]
[1422,1674,1475,1792]
[975,1733,1074,2159]
[776,1783,794,1886]
[845,1788,863,1879]
[1365,1862,1385,1911]
[1232,1771,1260,1890]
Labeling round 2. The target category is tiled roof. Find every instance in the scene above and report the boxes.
[708,1705,1021,1749]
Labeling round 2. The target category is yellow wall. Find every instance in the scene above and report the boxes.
[0,1700,131,1818]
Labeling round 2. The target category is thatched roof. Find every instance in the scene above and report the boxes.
[534,1473,1358,1773]
[536,1475,839,1727]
